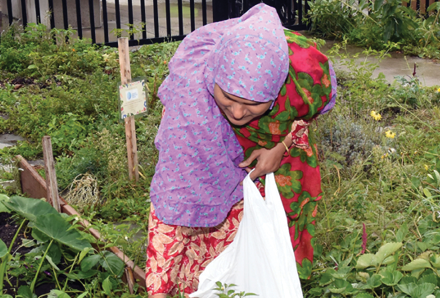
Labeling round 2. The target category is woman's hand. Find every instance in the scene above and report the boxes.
[238,143,285,180]
[239,134,293,181]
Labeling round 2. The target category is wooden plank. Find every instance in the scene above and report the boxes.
[125,267,135,294]
[61,203,146,288]
[15,155,146,290]
[17,156,47,200]
[118,37,139,182]
[42,136,61,212]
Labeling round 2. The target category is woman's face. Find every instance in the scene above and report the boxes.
[213,84,272,126]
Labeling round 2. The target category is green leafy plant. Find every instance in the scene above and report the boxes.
[214,282,257,298]
[307,0,440,58]
[0,195,133,297]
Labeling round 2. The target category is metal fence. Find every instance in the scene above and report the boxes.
[216,0,310,30]
[0,0,314,47]
[1,0,211,46]
[403,0,438,14]
[3,0,436,47]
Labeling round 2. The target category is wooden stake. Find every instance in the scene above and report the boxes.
[42,136,61,212]
[118,37,139,182]
[125,267,135,294]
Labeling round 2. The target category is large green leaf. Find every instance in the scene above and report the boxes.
[356,254,375,269]
[48,290,71,298]
[400,276,417,284]
[0,239,7,258]
[373,242,402,265]
[410,268,425,279]
[411,283,436,298]
[397,282,436,297]
[329,279,352,294]
[0,194,10,213]
[102,276,113,296]
[396,223,408,242]
[4,196,57,223]
[430,254,440,269]
[46,242,62,265]
[100,251,125,278]
[397,283,417,296]
[78,247,93,265]
[427,2,440,12]
[331,266,352,279]
[319,268,336,285]
[362,274,382,289]
[401,259,431,271]
[354,294,374,298]
[380,271,403,286]
[419,273,438,285]
[17,285,36,298]
[81,254,102,272]
[33,214,92,252]
[31,227,50,243]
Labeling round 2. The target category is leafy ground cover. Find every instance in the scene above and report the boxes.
[307,0,440,59]
[0,17,440,298]
[0,195,138,298]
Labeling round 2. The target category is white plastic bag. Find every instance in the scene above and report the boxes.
[189,172,304,298]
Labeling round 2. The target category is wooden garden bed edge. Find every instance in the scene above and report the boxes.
[15,155,147,290]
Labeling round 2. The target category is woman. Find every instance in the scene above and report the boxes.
[146,4,336,297]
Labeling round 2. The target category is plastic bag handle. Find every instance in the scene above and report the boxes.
[243,171,276,205]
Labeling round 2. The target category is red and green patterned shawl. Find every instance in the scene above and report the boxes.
[232,30,334,279]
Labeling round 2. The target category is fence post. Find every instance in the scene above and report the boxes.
[42,136,61,212]
[212,0,229,22]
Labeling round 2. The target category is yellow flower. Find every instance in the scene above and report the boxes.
[424,164,429,170]
[370,110,382,121]
[437,88,440,93]
[385,130,395,138]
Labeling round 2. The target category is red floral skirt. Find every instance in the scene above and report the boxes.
[146,201,244,296]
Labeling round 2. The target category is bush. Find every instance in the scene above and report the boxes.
[308,0,440,59]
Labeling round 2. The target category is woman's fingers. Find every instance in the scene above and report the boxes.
[238,149,262,168]
[249,167,263,180]
[240,167,252,185]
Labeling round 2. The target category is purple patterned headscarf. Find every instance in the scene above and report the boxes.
[150,4,289,227]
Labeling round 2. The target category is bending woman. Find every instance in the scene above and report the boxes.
[146,4,336,297]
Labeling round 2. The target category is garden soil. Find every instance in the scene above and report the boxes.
[0,212,84,296]
[1,212,33,296]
